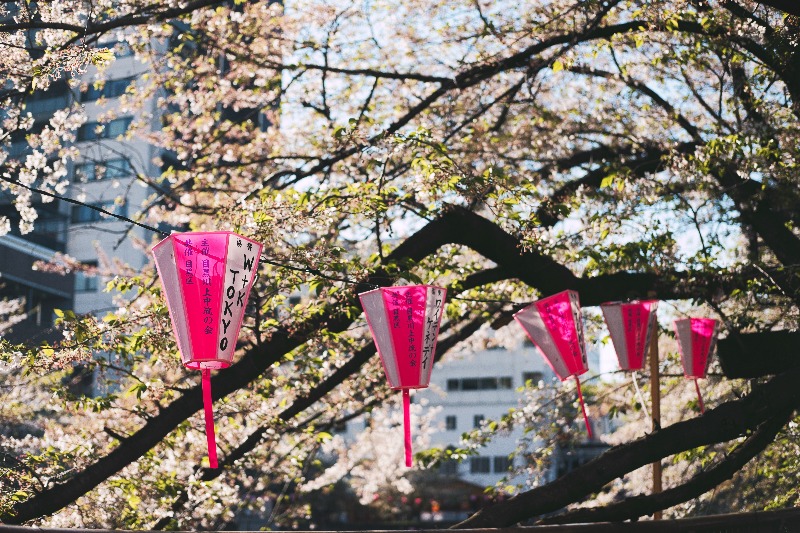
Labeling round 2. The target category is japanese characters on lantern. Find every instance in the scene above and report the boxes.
[153,231,263,468]
[359,285,447,466]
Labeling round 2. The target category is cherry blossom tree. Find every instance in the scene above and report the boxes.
[1,0,800,528]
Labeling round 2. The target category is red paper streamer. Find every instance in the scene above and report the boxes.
[202,369,218,468]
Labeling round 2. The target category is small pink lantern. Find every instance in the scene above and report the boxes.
[514,290,592,438]
[674,317,719,414]
[600,300,658,371]
[359,285,447,467]
[153,231,263,468]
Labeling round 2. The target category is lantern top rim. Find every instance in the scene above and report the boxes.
[513,289,579,317]
[152,231,260,252]
[674,317,717,324]
[358,284,447,295]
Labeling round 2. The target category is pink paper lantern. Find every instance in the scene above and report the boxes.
[153,231,263,468]
[359,285,447,467]
[600,300,658,371]
[674,317,718,413]
[514,290,592,438]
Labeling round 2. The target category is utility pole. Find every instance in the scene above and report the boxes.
[649,329,662,520]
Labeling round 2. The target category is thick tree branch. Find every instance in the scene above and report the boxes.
[540,408,792,524]
[453,365,800,528]
[536,142,699,227]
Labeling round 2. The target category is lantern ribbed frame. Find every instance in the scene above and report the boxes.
[674,317,719,379]
[359,285,447,390]
[152,231,263,370]
[513,290,589,381]
[600,300,659,372]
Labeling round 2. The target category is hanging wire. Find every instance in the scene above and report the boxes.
[0,176,169,236]
[630,371,650,422]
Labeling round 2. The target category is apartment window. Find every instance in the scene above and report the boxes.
[82,77,134,102]
[75,261,99,292]
[105,159,133,178]
[77,117,132,141]
[462,378,479,391]
[493,455,513,473]
[439,459,458,475]
[445,415,457,430]
[523,371,543,385]
[75,162,96,182]
[479,377,498,390]
[470,456,490,474]
[71,200,127,223]
[107,117,132,137]
[75,158,133,182]
[473,414,484,428]
[445,377,514,391]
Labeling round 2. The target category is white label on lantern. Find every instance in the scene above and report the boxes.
[644,304,658,362]
[601,304,630,369]
[216,234,260,361]
[360,289,400,387]
[419,286,445,387]
[706,324,718,374]
[674,318,694,377]
[153,239,194,364]
[568,291,589,373]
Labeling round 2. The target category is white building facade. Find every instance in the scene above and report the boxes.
[417,345,556,488]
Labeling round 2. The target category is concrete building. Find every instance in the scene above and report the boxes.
[66,37,160,316]
[417,344,557,488]
[0,36,161,349]
[334,336,608,488]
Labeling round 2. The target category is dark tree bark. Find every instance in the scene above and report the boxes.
[539,409,793,524]
[753,0,800,18]
[453,366,800,528]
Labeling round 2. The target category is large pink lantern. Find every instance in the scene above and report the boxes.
[359,285,447,467]
[600,300,658,371]
[674,318,719,414]
[153,231,263,468]
[514,290,592,438]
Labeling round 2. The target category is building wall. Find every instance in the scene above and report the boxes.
[66,40,160,316]
[416,345,556,488]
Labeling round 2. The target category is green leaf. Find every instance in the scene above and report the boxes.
[600,176,614,188]
[552,60,564,73]
[91,49,115,66]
